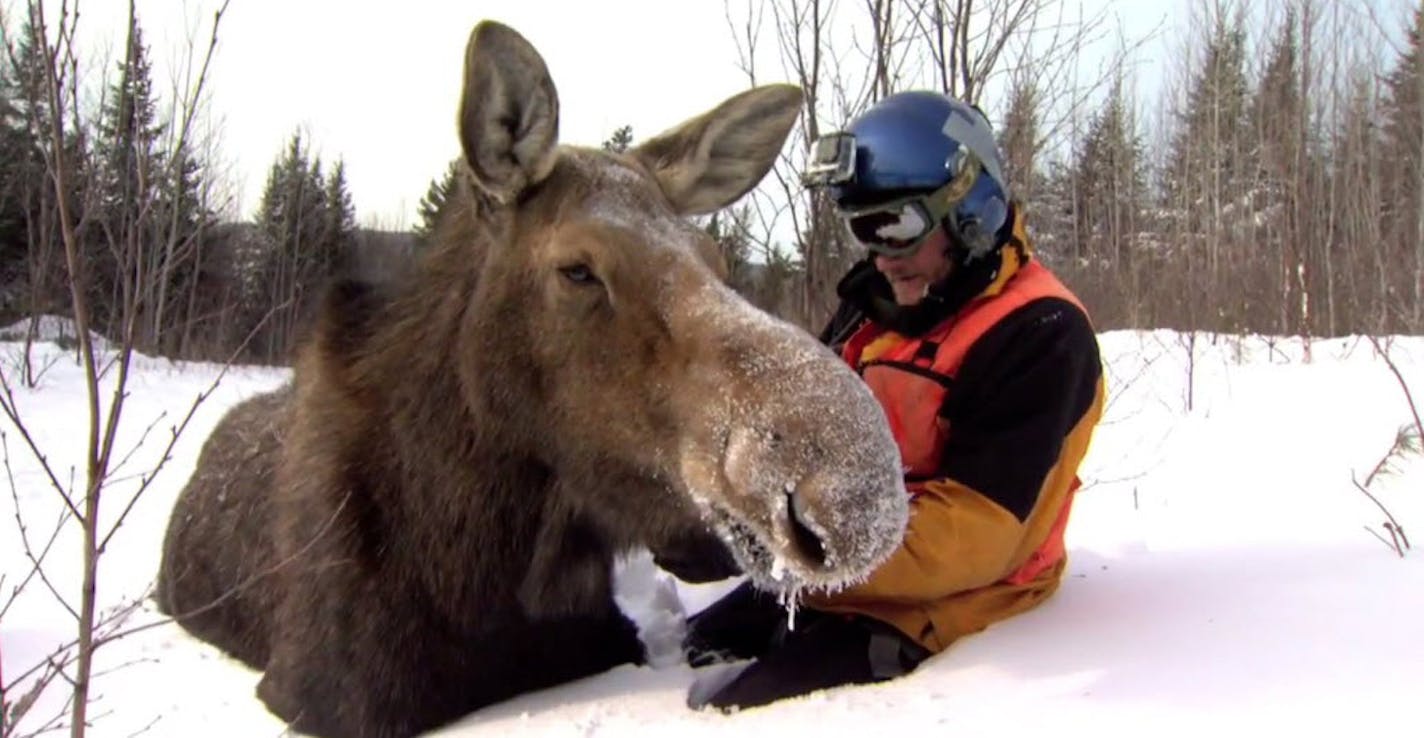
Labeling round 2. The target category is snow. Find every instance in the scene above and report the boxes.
[2,330,1422,737]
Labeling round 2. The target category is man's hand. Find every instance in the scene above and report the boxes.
[651,530,742,583]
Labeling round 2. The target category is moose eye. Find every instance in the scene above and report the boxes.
[558,263,601,286]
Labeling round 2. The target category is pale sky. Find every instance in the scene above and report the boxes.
[66,0,790,228]
[53,0,1371,230]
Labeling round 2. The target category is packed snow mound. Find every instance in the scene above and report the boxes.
[0,314,85,343]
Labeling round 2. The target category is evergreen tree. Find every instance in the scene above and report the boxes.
[1383,6,1424,197]
[0,53,26,312]
[96,16,164,222]
[1331,69,1385,333]
[414,159,460,246]
[1159,8,1253,330]
[1071,79,1146,266]
[92,13,166,337]
[258,132,329,261]
[704,205,754,294]
[4,15,52,163]
[253,133,336,364]
[1251,10,1303,194]
[998,72,1042,203]
[4,14,72,323]
[1382,5,1424,328]
[1162,13,1252,240]
[322,159,357,275]
[602,124,634,153]
[1032,157,1077,264]
[163,145,209,235]
[1248,10,1309,335]
[151,140,217,351]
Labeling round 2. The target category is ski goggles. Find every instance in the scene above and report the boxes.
[839,162,980,258]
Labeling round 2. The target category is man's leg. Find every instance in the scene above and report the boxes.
[692,612,930,712]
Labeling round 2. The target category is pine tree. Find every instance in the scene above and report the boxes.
[1071,79,1146,266]
[414,160,460,246]
[96,16,164,220]
[1160,8,1253,329]
[1248,10,1308,335]
[998,72,1042,203]
[1038,78,1150,327]
[251,131,338,361]
[0,53,26,312]
[1383,6,1424,197]
[152,140,217,352]
[1032,157,1077,266]
[4,14,72,325]
[322,159,357,275]
[1162,13,1252,219]
[1251,10,1303,195]
[703,205,754,295]
[1382,5,1424,329]
[92,13,166,338]
[4,15,52,165]
[602,124,634,153]
[1334,69,1386,333]
[284,140,330,267]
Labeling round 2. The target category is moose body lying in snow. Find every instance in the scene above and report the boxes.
[155,20,908,738]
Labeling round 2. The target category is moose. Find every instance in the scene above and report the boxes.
[156,20,909,738]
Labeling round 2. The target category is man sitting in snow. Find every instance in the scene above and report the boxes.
[682,91,1106,711]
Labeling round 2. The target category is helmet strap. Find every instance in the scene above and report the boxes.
[837,244,1000,338]
[941,216,990,266]
[942,196,1014,266]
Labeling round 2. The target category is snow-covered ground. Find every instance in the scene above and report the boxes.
[2,328,1421,737]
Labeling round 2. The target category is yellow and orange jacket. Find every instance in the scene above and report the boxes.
[806,211,1105,652]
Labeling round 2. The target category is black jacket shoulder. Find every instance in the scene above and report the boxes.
[937,296,1102,521]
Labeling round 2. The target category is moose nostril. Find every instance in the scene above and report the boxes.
[786,492,828,567]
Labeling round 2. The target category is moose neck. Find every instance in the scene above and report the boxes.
[338,199,554,624]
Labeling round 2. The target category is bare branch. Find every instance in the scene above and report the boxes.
[102,491,353,647]
[105,411,168,481]
[2,432,76,621]
[1366,335,1424,443]
[0,370,83,521]
[1350,472,1409,558]
[1363,524,1396,552]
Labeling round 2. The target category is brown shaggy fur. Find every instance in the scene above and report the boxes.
[156,20,908,738]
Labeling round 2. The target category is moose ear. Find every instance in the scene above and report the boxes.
[632,84,803,216]
[459,21,560,204]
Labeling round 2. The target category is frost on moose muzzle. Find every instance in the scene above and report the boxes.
[674,296,910,598]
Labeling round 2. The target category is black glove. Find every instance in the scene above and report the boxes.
[688,611,933,712]
[650,529,742,584]
[683,581,788,667]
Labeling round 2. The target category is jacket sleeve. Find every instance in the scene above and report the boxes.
[808,297,1102,606]
[806,476,1023,605]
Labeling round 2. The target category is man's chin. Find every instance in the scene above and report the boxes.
[889,281,927,306]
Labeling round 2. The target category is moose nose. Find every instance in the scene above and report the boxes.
[786,489,829,568]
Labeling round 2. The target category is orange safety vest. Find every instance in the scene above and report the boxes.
[841,259,1084,586]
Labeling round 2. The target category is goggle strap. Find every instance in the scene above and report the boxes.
[928,152,981,220]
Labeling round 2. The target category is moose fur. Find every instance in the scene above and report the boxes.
[156,20,908,738]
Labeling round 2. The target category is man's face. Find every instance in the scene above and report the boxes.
[873,226,953,306]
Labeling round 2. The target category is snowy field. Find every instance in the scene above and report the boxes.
[1,327,1421,737]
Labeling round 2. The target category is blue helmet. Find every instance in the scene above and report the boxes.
[806,91,1010,260]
